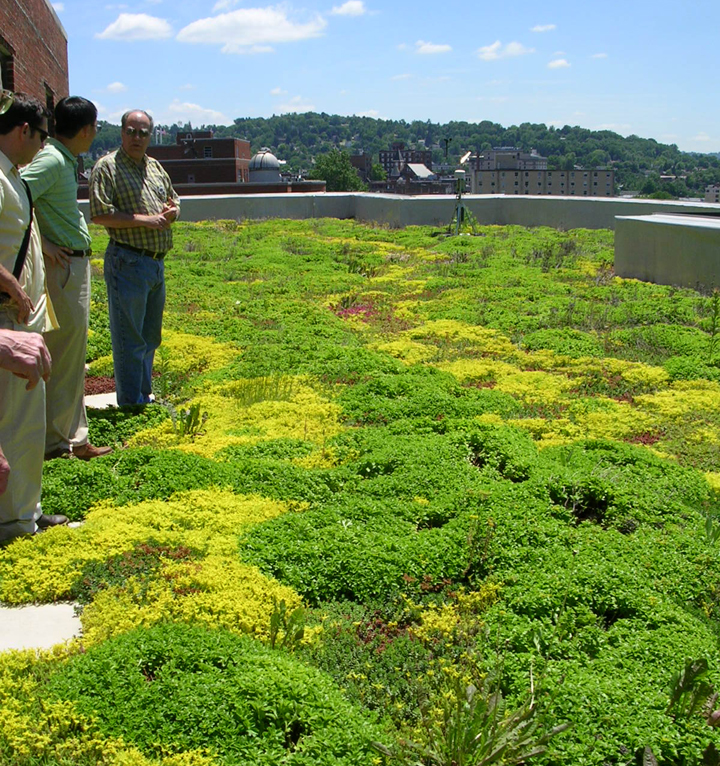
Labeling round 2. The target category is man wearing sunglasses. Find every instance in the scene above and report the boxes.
[22,96,112,462]
[0,92,67,544]
[89,109,179,406]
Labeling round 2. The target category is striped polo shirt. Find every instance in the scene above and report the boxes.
[21,138,91,252]
[89,147,180,253]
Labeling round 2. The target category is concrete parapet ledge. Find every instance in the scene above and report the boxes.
[615,213,720,290]
[78,193,720,232]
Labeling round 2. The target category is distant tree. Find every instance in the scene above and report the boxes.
[369,163,386,181]
[309,150,366,191]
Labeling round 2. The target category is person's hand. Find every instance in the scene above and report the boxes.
[0,272,34,325]
[0,329,52,389]
[0,446,9,495]
[42,239,72,268]
[161,202,179,224]
[141,213,170,230]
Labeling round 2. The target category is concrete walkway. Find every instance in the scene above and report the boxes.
[0,392,116,653]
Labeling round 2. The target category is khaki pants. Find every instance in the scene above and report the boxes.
[44,256,90,453]
[0,313,44,542]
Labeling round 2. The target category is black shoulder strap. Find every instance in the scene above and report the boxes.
[12,179,33,280]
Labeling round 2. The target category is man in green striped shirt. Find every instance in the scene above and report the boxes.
[22,96,112,461]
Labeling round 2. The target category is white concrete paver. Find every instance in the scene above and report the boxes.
[85,391,117,409]
[0,603,81,652]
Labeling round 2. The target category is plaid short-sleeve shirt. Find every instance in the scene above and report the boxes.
[89,148,179,253]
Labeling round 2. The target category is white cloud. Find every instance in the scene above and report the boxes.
[548,58,570,69]
[277,95,315,113]
[213,0,241,9]
[391,73,412,80]
[397,42,407,50]
[692,132,712,142]
[96,13,172,40]
[591,52,608,59]
[270,86,288,95]
[531,23,555,32]
[167,99,229,124]
[52,3,65,11]
[476,40,534,61]
[477,96,509,103]
[356,109,380,117]
[331,1,365,16]
[415,40,451,55]
[179,83,195,91]
[106,81,127,93]
[177,8,326,54]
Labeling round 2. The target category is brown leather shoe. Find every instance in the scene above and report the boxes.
[73,443,113,460]
[36,513,69,529]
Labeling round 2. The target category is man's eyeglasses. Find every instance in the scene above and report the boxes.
[124,127,151,139]
[31,125,49,143]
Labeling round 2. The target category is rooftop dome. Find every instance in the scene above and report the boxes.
[249,148,280,170]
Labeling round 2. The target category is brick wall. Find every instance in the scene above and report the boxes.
[0,0,68,119]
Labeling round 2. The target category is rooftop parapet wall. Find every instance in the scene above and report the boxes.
[78,193,720,231]
[615,214,720,291]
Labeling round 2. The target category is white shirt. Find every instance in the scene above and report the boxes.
[0,148,51,333]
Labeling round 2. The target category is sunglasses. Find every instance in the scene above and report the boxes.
[124,127,151,139]
[32,124,49,142]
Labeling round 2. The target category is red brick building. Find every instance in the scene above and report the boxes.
[0,0,69,132]
[379,142,433,179]
[148,131,252,185]
[143,135,326,196]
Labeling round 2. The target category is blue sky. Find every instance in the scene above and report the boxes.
[53,0,717,152]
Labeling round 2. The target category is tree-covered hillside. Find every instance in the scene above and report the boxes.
[90,113,720,195]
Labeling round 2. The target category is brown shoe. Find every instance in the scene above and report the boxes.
[73,443,113,460]
[45,447,72,461]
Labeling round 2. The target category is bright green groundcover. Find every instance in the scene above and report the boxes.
[2,219,720,766]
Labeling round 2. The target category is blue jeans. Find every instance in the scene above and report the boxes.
[104,242,165,406]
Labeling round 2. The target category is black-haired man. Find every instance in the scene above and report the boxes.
[22,96,112,461]
[0,92,66,543]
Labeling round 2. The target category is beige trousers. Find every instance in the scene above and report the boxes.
[0,312,44,542]
[44,256,90,453]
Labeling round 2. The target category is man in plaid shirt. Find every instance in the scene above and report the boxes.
[89,110,179,406]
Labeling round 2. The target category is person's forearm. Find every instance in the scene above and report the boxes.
[92,210,170,231]
[91,211,148,228]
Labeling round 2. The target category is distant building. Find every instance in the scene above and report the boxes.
[470,147,548,171]
[0,0,68,133]
[467,148,613,196]
[379,142,433,178]
[143,137,325,196]
[148,131,251,185]
[470,167,615,196]
[372,162,455,195]
[706,184,720,203]
[350,153,372,183]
